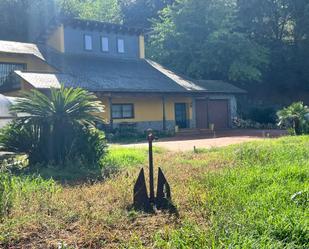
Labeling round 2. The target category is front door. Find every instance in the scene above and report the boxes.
[175,103,187,128]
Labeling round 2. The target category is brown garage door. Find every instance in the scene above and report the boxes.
[196,99,208,129]
[207,100,229,129]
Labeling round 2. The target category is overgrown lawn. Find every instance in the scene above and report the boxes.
[0,136,308,248]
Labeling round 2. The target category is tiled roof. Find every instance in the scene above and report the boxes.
[33,46,245,93]
[195,80,246,93]
[14,71,99,90]
[0,40,45,61]
[0,40,245,94]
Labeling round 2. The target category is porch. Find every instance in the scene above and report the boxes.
[96,92,237,132]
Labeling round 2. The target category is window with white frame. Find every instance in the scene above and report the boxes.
[112,104,134,119]
[117,38,125,53]
[84,35,93,51]
[100,37,109,52]
[101,37,109,52]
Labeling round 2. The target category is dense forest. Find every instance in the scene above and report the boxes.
[0,0,309,113]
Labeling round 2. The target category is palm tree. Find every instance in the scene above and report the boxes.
[9,86,104,164]
[277,102,309,135]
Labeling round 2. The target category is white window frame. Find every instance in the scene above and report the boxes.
[101,36,109,52]
[112,104,134,119]
[84,34,93,51]
[117,38,125,53]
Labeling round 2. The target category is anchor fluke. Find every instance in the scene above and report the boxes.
[133,168,151,211]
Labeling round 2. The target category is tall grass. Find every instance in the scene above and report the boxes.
[0,173,60,218]
[0,136,308,248]
[154,136,309,248]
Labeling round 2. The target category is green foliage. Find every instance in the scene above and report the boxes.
[246,107,277,124]
[0,86,107,166]
[154,136,309,248]
[57,0,123,24]
[0,0,57,42]
[277,102,309,135]
[101,146,147,169]
[148,0,269,83]
[0,173,59,218]
[100,146,163,178]
[107,125,174,144]
[119,0,173,28]
[0,136,308,247]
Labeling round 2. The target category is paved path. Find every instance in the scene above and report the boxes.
[121,136,262,152]
[119,130,287,152]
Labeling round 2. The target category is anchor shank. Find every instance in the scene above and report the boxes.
[148,132,155,204]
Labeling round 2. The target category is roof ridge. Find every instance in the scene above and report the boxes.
[0,39,38,46]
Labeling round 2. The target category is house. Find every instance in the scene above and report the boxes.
[0,18,245,131]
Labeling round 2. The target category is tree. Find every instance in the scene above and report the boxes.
[119,0,174,28]
[0,86,106,165]
[237,0,309,89]
[0,0,57,42]
[148,0,269,82]
[277,102,309,135]
[57,0,123,24]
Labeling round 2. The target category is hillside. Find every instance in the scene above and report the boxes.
[0,136,308,248]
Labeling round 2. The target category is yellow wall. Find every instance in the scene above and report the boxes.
[99,95,193,124]
[46,24,65,53]
[139,35,145,59]
[0,53,56,72]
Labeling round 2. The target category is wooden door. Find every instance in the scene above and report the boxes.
[207,100,229,129]
[195,99,208,129]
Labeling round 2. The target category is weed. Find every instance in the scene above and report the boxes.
[0,136,308,248]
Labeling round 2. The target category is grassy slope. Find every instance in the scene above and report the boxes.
[0,137,308,248]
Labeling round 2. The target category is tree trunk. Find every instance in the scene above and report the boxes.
[294,118,302,135]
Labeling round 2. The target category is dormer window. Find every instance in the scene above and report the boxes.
[101,37,109,52]
[84,35,93,51]
[117,38,125,53]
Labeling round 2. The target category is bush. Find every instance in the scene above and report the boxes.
[232,117,277,129]
[0,122,107,168]
[107,124,175,144]
[0,86,107,168]
[68,127,108,167]
[246,107,277,124]
[277,102,309,135]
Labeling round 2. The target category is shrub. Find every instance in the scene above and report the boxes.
[277,102,309,135]
[0,86,107,168]
[232,117,277,129]
[246,107,276,124]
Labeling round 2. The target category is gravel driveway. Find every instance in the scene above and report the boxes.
[121,136,262,152]
[120,129,286,152]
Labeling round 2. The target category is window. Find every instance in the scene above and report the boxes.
[84,35,93,51]
[117,38,125,53]
[101,37,109,52]
[0,63,25,86]
[112,104,134,119]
